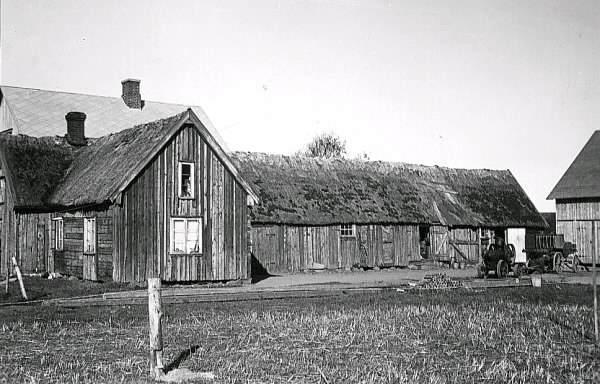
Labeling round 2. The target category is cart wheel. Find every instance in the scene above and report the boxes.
[507,244,516,260]
[496,260,508,278]
[513,264,523,278]
[553,252,563,274]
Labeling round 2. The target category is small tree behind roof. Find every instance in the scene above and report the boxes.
[296,133,347,159]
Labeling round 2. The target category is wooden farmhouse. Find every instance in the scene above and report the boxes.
[231,152,547,274]
[0,81,257,283]
[548,130,600,265]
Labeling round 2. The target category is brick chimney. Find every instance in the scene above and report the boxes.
[65,112,87,146]
[121,78,143,109]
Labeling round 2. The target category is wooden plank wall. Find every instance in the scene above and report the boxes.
[0,200,13,276]
[13,213,51,273]
[448,228,480,264]
[430,225,449,260]
[556,201,600,221]
[112,125,249,283]
[251,224,421,274]
[49,209,113,278]
[556,220,594,264]
[556,200,600,264]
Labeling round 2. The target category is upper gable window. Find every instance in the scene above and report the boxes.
[179,162,195,198]
[340,224,355,237]
[0,177,5,204]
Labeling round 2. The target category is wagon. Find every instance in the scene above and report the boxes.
[523,234,579,273]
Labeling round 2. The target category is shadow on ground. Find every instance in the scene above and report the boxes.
[251,254,279,284]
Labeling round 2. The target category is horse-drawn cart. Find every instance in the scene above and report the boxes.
[523,234,579,273]
[478,233,580,279]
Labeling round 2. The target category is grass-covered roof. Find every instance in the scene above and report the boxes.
[231,152,546,228]
[46,112,187,207]
[0,135,74,209]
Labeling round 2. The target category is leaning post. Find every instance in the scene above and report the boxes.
[12,257,27,301]
[148,277,164,378]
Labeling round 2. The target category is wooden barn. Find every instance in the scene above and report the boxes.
[231,152,547,274]
[0,109,257,283]
[548,130,600,265]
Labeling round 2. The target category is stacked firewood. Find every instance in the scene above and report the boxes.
[418,273,463,289]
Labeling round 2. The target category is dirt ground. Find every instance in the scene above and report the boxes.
[252,265,597,289]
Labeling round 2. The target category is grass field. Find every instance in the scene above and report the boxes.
[0,284,598,383]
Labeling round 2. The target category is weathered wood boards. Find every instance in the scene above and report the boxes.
[251,224,421,274]
[112,125,250,283]
[556,200,600,264]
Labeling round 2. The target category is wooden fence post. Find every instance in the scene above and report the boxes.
[4,258,9,294]
[11,257,27,301]
[593,222,598,344]
[148,278,164,378]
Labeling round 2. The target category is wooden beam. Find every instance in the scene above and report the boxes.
[448,239,472,263]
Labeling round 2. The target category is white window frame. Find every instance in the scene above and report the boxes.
[340,224,356,237]
[0,177,5,204]
[178,162,195,198]
[53,217,64,251]
[170,217,202,254]
[83,217,96,254]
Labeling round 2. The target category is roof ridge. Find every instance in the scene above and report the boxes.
[232,150,509,173]
[0,84,203,108]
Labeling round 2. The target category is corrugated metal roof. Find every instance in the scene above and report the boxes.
[548,131,600,200]
[0,85,229,152]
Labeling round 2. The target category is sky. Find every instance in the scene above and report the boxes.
[1,0,599,212]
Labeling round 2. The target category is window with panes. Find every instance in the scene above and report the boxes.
[53,218,64,251]
[83,217,96,253]
[340,224,355,237]
[170,218,202,254]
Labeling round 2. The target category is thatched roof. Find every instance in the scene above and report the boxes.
[231,152,546,228]
[548,131,600,200]
[47,112,187,207]
[540,212,556,234]
[0,110,257,211]
[0,135,73,209]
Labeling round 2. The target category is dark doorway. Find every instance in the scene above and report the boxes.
[419,225,430,258]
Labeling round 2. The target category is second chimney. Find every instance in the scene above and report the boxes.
[121,78,142,109]
[65,112,87,146]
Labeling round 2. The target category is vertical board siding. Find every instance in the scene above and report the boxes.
[557,220,594,264]
[12,213,51,273]
[556,201,600,264]
[556,201,600,221]
[112,125,250,283]
[448,228,480,264]
[250,224,421,274]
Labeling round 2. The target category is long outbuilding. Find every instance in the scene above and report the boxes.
[232,152,547,274]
